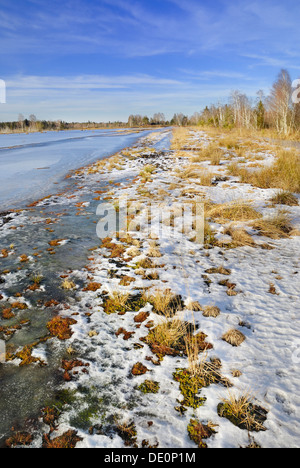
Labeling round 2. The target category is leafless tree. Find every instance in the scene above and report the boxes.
[267,69,294,135]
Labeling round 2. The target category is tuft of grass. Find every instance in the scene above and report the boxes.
[175,165,200,180]
[252,210,294,239]
[224,226,256,248]
[135,257,156,269]
[61,279,76,290]
[31,273,43,285]
[146,316,187,350]
[207,201,262,223]
[145,288,183,316]
[107,290,130,309]
[270,191,299,206]
[140,165,156,181]
[191,142,223,165]
[202,305,220,318]
[222,329,246,347]
[272,149,300,192]
[145,289,173,315]
[199,170,214,186]
[147,241,162,258]
[218,392,268,432]
[126,246,141,258]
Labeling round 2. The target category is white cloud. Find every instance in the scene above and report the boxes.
[6,74,183,90]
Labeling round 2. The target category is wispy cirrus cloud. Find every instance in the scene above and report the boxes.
[6,74,183,90]
[241,54,300,70]
[179,69,254,81]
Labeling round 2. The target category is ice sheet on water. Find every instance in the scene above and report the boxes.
[0,129,152,210]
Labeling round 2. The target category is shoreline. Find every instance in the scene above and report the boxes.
[0,126,169,137]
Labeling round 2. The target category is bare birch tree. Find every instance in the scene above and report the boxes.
[267,69,294,135]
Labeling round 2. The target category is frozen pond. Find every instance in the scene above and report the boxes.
[0,129,150,211]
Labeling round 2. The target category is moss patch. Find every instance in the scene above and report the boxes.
[102,293,146,315]
[187,419,217,448]
[42,430,82,448]
[115,420,137,448]
[47,316,77,340]
[173,369,207,410]
[83,282,102,292]
[5,431,33,448]
[131,362,149,376]
[138,380,160,394]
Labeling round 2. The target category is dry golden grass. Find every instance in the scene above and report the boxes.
[175,164,200,179]
[126,246,141,257]
[219,136,242,151]
[190,142,223,165]
[171,127,191,151]
[226,161,244,177]
[186,350,231,388]
[270,191,299,206]
[143,164,157,174]
[136,257,156,269]
[148,315,187,349]
[185,299,203,311]
[145,288,174,315]
[219,391,267,432]
[228,148,300,193]
[61,279,76,290]
[207,201,262,223]
[210,151,223,166]
[147,241,162,258]
[185,330,201,378]
[252,210,294,239]
[199,169,214,186]
[175,163,214,186]
[202,305,221,318]
[180,187,206,198]
[140,165,156,181]
[108,290,131,309]
[224,226,256,247]
[222,329,246,347]
[231,369,243,378]
[157,189,169,198]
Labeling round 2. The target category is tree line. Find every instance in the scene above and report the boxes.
[1,69,299,136]
[189,69,300,136]
[128,70,300,137]
[0,114,129,133]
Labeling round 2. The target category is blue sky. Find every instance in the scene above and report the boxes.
[0,0,300,122]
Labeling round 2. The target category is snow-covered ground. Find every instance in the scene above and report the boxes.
[1,129,300,448]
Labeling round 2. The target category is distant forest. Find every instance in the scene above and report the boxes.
[1,69,299,137]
